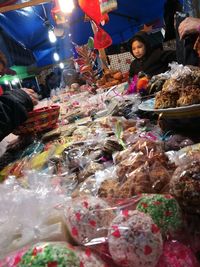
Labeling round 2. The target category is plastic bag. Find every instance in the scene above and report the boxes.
[0,173,68,257]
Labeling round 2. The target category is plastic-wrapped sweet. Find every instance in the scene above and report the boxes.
[136,194,182,235]
[108,210,163,267]
[156,241,200,267]
[170,160,200,214]
[1,242,80,267]
[0,244,109,267]
[65,196,115,244]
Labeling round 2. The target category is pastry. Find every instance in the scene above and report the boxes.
[108,210,163,267]
[136,194,182,235]
[65,196,115,244]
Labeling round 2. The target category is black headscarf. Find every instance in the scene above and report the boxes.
[129,31,177,78]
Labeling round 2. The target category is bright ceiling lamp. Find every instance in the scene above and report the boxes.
[59,62,64,69]
[48,29,57,43]
[58,0,74,13]
[14,78,19,83]
[53,52,60,61]
[4,80,9,85]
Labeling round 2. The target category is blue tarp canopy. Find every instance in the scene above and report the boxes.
[0,0,169,67]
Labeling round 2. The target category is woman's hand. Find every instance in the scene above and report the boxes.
[178,17,200,39]
[22,88,38,106]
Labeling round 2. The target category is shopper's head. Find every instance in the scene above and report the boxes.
[130,32,151,59]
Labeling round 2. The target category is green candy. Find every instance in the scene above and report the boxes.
[136,194,182,235]
[18,243,80,267]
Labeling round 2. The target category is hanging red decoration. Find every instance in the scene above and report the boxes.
[94,26,112,49]
[78,0,102,25]
[78,0,113,49]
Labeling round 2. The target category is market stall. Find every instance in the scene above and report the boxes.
[0,0,200,267]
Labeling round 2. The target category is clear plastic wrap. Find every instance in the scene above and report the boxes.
[0,173,68,258]
[61,194,200,267]
[98,138,174,199]
[169,155,200,214]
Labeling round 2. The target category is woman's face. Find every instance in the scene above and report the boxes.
[132,40,146,59]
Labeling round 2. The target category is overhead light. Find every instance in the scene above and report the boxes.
[4,80,9,85]
[58,0,74,13]
[11,80,16,85]
[53,52,60,61]
[14,78,19,83]
[59,62,64,69]
[48,29,57,43]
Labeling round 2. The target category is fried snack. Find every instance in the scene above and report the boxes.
[113,71,123,80]
[154,90,179,109]
[177,86,200,106]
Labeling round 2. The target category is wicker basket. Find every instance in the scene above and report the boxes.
[14,105,60,135]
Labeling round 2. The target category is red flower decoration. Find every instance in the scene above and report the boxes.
[72,227,78,236]
[32,248,38,256]
[80,262,84,267]
[151,224,160,234]
[111,226,121,238]
[144,245,152,255]
[153,201,161,206]
[13,255,22,265]
[165,194,172,199]
[83,201,89,208]
[122,210,129,217]
[85,247,91,257]
[75,212,81,221]
[48,262,58,267]
[141,202,148,208]
[165,210,172,217]
[89,220,96,227]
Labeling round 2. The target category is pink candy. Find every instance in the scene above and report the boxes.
[156,241,200,267]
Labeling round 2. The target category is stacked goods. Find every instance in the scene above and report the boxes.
[96,69,128,88]
[98,139,175,199]
[154,67,200,109]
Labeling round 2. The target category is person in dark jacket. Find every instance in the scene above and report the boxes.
[129,31,177,78]
[0,88,38,141]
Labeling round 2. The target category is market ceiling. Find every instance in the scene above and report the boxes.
[0,0,169,67]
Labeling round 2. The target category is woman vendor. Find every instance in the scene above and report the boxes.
[129,31,177,78]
